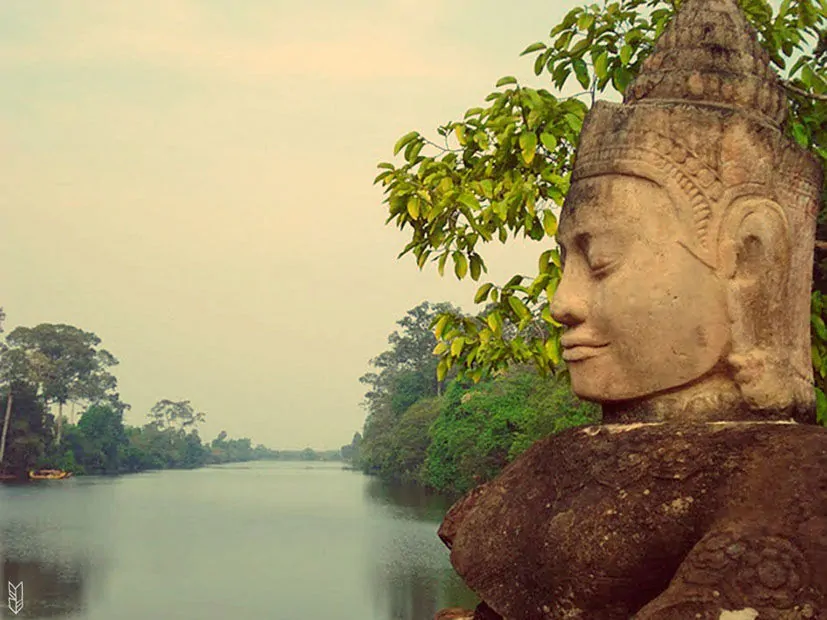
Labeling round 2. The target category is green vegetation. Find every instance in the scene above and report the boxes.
[350,302,598,494]
[375,0,827,419]
[0,319,289,479]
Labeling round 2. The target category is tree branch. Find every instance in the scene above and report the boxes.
[423,137,462,154]
[783,80,827,102]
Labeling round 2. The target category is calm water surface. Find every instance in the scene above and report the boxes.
[0,462,477,619]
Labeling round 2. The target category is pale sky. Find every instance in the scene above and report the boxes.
[0,0,587,450]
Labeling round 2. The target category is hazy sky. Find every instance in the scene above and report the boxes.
[0,0,586,450]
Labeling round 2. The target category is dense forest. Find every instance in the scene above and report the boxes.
[346,302,599,494]
[0,316,333,479]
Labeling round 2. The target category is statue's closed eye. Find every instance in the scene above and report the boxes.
[587,256,619,278]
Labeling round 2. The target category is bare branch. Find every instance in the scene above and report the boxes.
[783,80,827,102]
[423,136,462,154]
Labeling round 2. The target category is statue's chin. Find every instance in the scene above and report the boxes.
[568,351,755,413]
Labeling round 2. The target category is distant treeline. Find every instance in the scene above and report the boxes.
[343,302,599,495]
[0,384,282,477]
[1,384,340,478]
[0,319,336,479]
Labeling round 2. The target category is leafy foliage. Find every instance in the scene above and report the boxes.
[358,303,599,492]
[0,382,53,476]
[423,367,599,494]
[376,0,827,417]
[4,324,119,409]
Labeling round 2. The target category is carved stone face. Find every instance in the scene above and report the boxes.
[552,175,731,402]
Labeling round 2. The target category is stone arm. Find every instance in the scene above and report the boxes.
[634,524,824,620]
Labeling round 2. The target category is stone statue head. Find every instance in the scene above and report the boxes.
[550,0,823,423]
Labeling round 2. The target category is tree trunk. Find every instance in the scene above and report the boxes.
[57,401,63,446]
[0,391,13,468]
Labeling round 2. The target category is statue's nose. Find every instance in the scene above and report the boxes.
[549,271,588,327]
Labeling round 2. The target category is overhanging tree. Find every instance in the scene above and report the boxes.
[3,324,120,444]
[376,0,827,413]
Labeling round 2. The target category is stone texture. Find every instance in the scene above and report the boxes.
[439,423,827,619]
[549,0,822,423]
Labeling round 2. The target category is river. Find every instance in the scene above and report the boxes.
[0,461,477,619]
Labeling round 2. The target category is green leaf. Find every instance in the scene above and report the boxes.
[455,124,467,146]
[475,283,494,304]
[434,315,450,339]
[451,337,465,357]
[577,13,595,30]
[573,58,590,89]
[436,359,448,382]
[519,132,538,165]
[594,51,609,80]
[404,139,424,162]
[454,252,468,279]
[496,76,518,87]
[792,122,809,148]
[817,387,827,424]
[508,296,531,320]
[555,31,574,51]
[470,255,483,281]
[540,133,558,151]
[620,44,633,66]
[521,42,547,56]
[487,311,503,336]
[542,211,558,237]
[433,341,449,356]
[545,276,560,302]
[813,314,827,341]
[480,179,494,198]
[393,131,418,156]
[550,249,561,268]
[407,196,421,219]
[545,337,560,365]
[437,252,448,276]
[458,191,481,211]
[612,66,633,93]
[534,53,547,76]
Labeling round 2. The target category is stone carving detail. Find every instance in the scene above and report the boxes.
[681,531,811,610]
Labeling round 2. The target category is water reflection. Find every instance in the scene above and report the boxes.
[363,476,459,522]
[2,557,89,618]
[0,481,110,619]
[364,477,478,619]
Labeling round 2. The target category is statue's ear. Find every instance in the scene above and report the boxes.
[717,198,790,291]
[718,198,794,412]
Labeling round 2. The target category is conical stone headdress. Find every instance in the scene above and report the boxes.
[569,0,823,412]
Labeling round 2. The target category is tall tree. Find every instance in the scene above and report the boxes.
[376,0,827,404]
[360,301,459,412]
[4,324,119,444]
[148,399,206,430]
[359,302,459,476]
[0,382,53,476]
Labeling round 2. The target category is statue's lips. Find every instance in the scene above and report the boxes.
[561,340,609,362]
